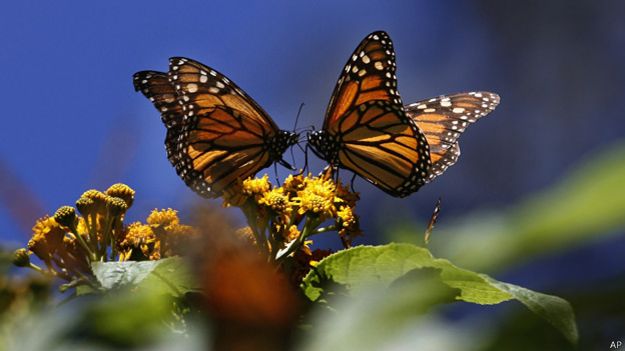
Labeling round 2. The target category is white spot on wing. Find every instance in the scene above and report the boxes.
[187,83,198,93]
[452,107,465,113]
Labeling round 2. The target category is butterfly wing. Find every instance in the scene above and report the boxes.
[164,57,289,197]
[405,92,500,182]
[335,101,430,197]
[324,31,403,131]
[319,31,430,197]
[169,57,279,130]
[133,71,185,169]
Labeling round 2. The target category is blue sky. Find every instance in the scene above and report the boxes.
[1,1,624,248]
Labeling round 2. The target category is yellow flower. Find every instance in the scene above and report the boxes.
[337,206,356,228]
[80,189,108,212]
[258,187,292,212]
[76,197,95,217]
[120,213,197,260]
[282,174,305,194]
[147,208,179,227]
[122,222,155,246]
[242,174,272,196]
[76,217,89,235]
[285,225,300,241]
[28,216,66,261]
[106,196,128,217]
[106,183,135,208]
[120,222,157,260]
[53,206,77,229]
[295,176,338,218]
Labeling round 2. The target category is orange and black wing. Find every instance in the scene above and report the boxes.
[320,31,431,197]
[324,31,403,131]
[164,57,284,197]
[336,101,430,197]
[405,92,500,182]
[133,71,185,170]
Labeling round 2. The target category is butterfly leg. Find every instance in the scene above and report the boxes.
[298,143,309,175]
[274,162,280,185]
[350,173,357,193]
[290,146,296,170]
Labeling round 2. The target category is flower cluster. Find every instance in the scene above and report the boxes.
[223,172,362,268]
[14,183,196,289]
[16,172,363,289]
[119,209,197,261]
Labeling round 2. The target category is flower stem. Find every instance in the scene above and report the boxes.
[71,230,97,261]
[276,216,320,263]
[100,215,115,260]
[27,262,44,273]
[243,204,269,256]
[86,213,98,255]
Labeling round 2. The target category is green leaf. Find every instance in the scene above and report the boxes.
[302,243,577,344]
[488,280,579,345]
[90,257,198,297]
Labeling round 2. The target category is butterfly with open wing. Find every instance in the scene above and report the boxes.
[307,31,499,197]
[133,58,299,198]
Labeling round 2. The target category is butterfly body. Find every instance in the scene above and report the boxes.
[266,130,300,169]
[307,130,339,164]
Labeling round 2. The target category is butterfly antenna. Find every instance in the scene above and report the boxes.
[295,125,315,133]
[292,102,305,133]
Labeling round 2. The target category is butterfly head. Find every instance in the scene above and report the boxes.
[270,130,300,170]
[307,130,340,165]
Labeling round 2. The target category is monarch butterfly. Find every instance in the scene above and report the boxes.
[133,57,299,198]
[307,31,499,197]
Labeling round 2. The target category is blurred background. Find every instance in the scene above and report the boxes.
[1,1,625,349]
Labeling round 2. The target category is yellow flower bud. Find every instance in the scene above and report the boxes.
[106,196,128,217]
[53,206,77,229]
[12,248,31,267]
[75,197,95,217]
[106,183,135,208]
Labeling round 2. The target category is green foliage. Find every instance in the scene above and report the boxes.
[487,280,578,345]
[302,243,577,344]
[431,141,625,271]
[76,288,175,347]
[3,257,202,350]
[89,257,199,297]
